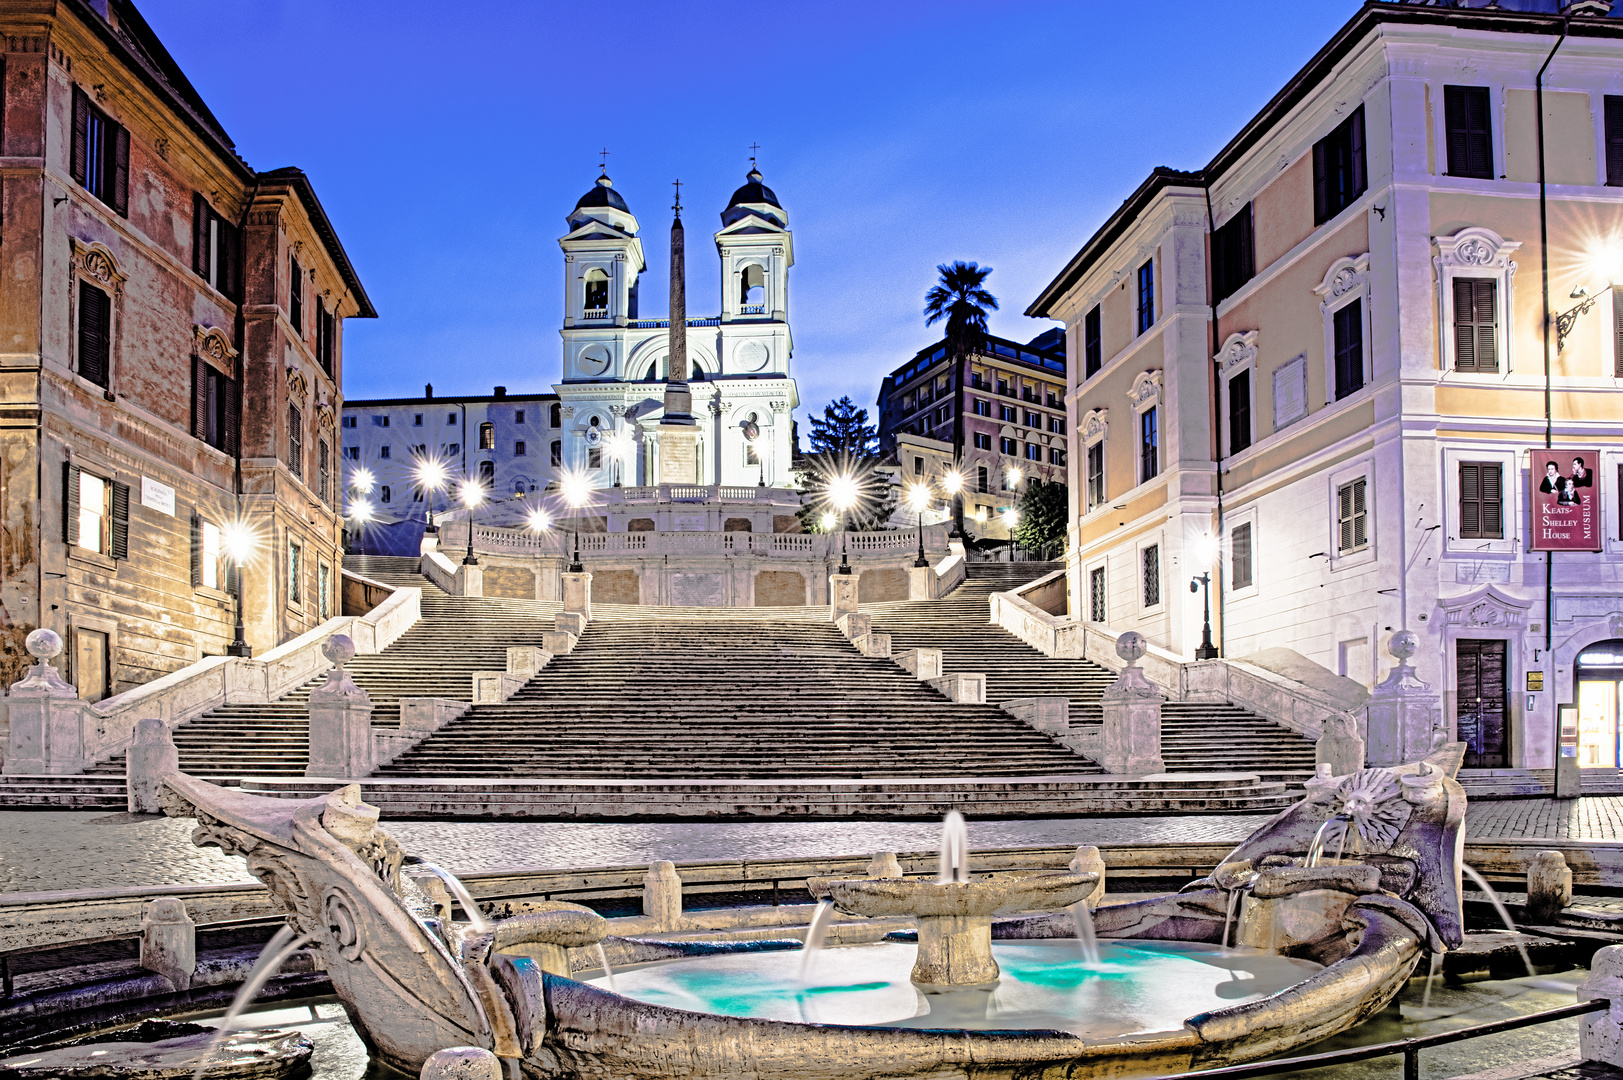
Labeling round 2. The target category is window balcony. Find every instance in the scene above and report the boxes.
[582,307,608,321]
[740,304,766,315]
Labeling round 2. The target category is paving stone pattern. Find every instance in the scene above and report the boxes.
[9,798,1623,895]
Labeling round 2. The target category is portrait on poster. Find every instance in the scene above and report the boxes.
[1530,448,1600,552]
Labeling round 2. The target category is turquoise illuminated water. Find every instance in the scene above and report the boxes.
[583,939,1322,1038]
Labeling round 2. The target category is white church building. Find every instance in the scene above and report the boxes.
[555,169,799,489]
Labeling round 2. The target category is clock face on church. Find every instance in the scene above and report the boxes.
[578,344,611,376]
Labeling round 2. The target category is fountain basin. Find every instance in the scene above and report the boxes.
[812,872,1098,991]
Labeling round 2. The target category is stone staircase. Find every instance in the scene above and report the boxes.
[866,563,1320,788]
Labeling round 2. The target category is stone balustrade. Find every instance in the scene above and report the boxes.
[448,521,950,562]
[2,578,421,776]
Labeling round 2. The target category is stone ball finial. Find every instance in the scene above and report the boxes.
[25,627,62,660]
[1388,630,1418,661]
[1116,631,1147,664]
[322,634,356,667]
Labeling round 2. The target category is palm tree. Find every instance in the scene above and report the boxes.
[923,261,998,542]
[924,261,998,361]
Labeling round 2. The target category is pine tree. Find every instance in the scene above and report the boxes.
[806,396,878,457]
[1013,478,1068,560]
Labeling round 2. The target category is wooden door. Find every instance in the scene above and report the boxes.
[1456,639,1508,768]
[74,629,109,703]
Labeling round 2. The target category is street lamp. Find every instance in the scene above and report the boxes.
[460,479,483,565]
[1189,532,1220,659]
[1006,465,1023,490]
[560,469,593,573]
[941,468,965,538]
[827,472,860,575]
[526,505,552,593]
[906,481,932,568]
[221,521,257,658]
[416,458,448,535]
[1002,507,1020,562]
[606,430,634,488]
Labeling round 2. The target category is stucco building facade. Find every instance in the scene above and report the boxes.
[0,0,372,696]
[1030,0,1623,772]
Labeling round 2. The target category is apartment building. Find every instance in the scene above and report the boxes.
[1029,0,1623,772]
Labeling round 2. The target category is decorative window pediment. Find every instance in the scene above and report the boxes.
[1437,583,1532,630]
[1313,253,1371,307]
[1215,331,1258,374]
[69,238,127,297]
[192,324,237,370]
[1127,370,1163,412]
[1434,227,1520,273]
[1081,408,1108,442]
[285,365,309,402]
[1433,228,1520,374]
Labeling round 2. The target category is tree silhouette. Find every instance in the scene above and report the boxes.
[924,261,998,361]
[807,396,878,457]
[1013,478,1069,560]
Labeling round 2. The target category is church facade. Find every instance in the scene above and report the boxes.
[554,170,799,490]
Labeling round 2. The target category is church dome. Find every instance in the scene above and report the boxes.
[727,168,780,211]
[575,174,629,213]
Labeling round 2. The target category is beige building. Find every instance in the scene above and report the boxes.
[1030,1,1623,772]
[0,1,372,698]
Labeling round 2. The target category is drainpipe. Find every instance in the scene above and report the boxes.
[229,177,261,655]
[1203,182,1226,659]
[1536,19,1565,657]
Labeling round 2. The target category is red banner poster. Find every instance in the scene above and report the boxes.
[1531,448,1601,552]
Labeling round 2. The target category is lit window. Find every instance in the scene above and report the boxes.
[79,471,107,554]
[201,521,220,589]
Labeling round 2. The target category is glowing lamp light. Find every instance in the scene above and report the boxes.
[350,499,375,523]
[416,458,448,490]
[974,506,989,524]
[1002,508,1020,529]
[941,469,964,495]
[1007,466,1023,487]
[819,511,838,531]
[527,508,553,533]
[905,482,932,514]
[221,521,258,563]
[560,470,594,509]
[1192,532,1220,568]
[607,430,635,462]
[351,467,375,493]
[827,473,861,513]
[460,480,485,509]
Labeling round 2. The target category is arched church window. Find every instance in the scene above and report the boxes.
[478,422,495,450]
[739,264,766,310]
[583,269,609,313]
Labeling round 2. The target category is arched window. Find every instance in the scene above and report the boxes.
[583,269,609,314]
[644,357,705,381]
[477,460,495,485]
[478,422,495,450]
[739,263,765,310]
[549,403,562,428]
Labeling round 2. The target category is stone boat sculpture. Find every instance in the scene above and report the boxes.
[160,748,1465,1080]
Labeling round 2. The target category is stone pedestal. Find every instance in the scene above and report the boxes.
[1581,945,1623,1066]
[1364,631,1444,767]
[306,635,376,778]
[867,852,903,879]
[562,571,592,621]
[139,897,196,990]
[835,611,870,641]
[541,630,577,655]
[454,562,482,598]
[1004,696,1069,737]
[3,629,87,775]
[896,648,943,680]
[1315,712,1365,777]
[928,673,987,704]
[1527,850,1573,923]
[1100,632,1164,775]
[657,428,701,485]
[127,717,179,813]
[908,564,936,601]
[643,860,683,930]
[555,611,587,637]
[914,914,1001,992]
[506,646,550,676]
[1557,751,1584,799]
[829,572,859,621]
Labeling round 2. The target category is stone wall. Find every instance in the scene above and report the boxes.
[858,568,909,603]
[755,570,807,606]
[482,566,536,601]
[594,569,640,605]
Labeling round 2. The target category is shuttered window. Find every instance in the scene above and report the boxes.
[77,282,111,387]
[70,87,129,215]
[316,300,335,377]
[1614,285,1623,378]
[1228,369,1251,455]
[192,195,242,301]
[288,405,303,479]
[289,257,303,335]
[192,356,238,455]
[1337,477,1369,553]
[192,517,221,590]
[1142,545,1161,608]
[1333,299,1364,399]
[318,440,331,505]
[64,463,127,559]
[1453,278,1498,373]
[1313,106,1367,224]
[1459,462,1504,540]
[1444,85,1494,180]
[1232,523,1254,590]
[1608,97,1623,187]
[1084,305,1102,377]
[1212,204,1255,303]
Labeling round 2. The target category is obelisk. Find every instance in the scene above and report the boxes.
[658,180,699,484]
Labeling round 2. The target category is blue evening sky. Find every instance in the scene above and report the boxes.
[141,0,1361,437]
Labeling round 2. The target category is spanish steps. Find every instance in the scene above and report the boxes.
[866,563,1320,786]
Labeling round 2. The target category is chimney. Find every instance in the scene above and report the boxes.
[494,386,507,398]
[425,383,434,399]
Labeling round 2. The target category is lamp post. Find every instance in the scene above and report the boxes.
[416,458,448,536]
[607,430,634,488]
[222,521,256,658]
[1189,573,1218,659]
[526,505,552,598]
[561,470,592,574]
[941,468,965,540]
[828,472,859,575]
[1003,507,1020,563]
[460,479,483,565]
[906,481,932,568]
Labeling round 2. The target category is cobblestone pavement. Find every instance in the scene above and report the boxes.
[5,797,1623,895]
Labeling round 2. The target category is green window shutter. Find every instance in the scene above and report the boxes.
[63,462,80,546]
[70,87,88,187]
[109,479,129,559]
[190,513,203,587]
